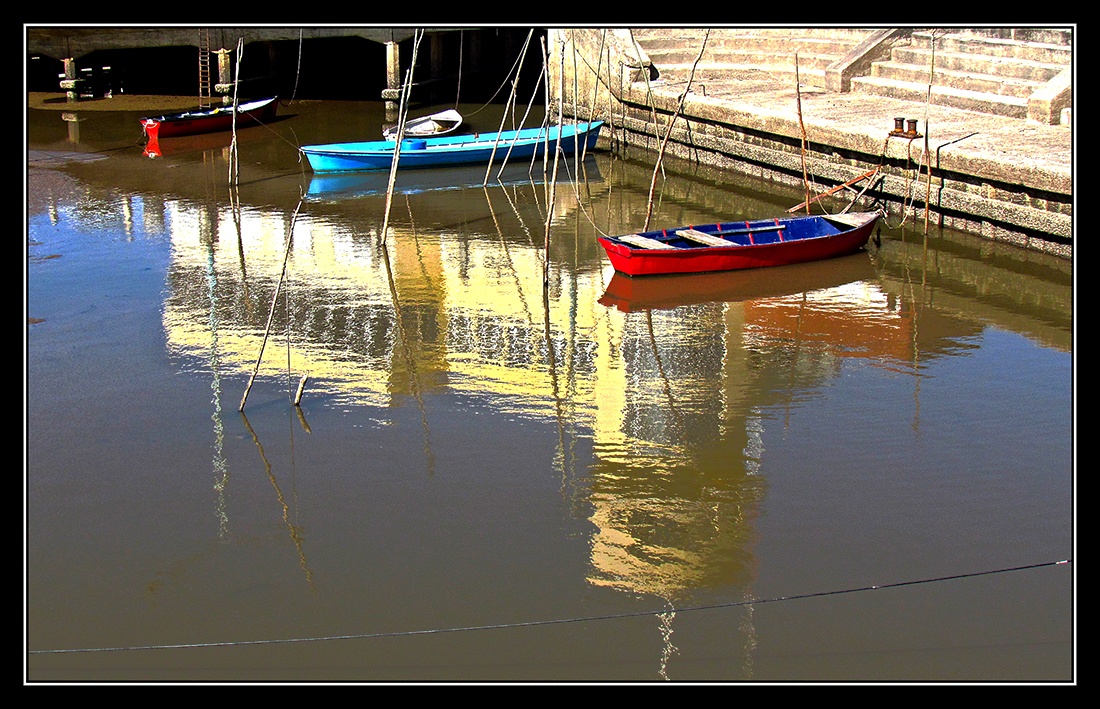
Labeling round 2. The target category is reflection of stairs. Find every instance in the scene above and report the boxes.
[850,29,1072,122]
[630,27,880,89]
[198,29,212,108]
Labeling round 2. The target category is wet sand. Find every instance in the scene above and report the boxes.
[29,92,231,112]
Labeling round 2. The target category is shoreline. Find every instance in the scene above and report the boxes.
[29,92,243,112]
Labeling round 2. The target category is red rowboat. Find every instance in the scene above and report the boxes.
[597,211,881,277]
[140,96,278,140]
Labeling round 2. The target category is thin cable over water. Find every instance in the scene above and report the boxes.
[28,559,1070,656]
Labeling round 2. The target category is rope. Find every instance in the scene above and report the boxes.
[287,29,303,105]
[463,30,537,120]
[453,29,463,109]
[553,150,612,239]
[28,559,1070,655]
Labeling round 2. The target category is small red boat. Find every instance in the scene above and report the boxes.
[140,96,278,140]
[597,211,881,277]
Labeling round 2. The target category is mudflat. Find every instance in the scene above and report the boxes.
[29,92,228,112]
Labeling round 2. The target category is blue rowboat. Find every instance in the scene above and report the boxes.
[306,155,602,201]
[300,120,603,173]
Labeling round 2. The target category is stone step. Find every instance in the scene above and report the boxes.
[635,28,876,90]
[640,34,865,59]
[848,30,1072,120]
[869,61,1049,99]
[631,27,877,41]
[912,30,1072,64]
[631,27,1072,121]
[849,75,1029,118]
[655,63,829,88]
[943,27,1073,46]
[889,46,1068,82]
[646,47,845,71]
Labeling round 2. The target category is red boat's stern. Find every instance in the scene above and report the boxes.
[141,118,160,140]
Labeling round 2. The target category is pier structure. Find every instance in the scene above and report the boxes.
[26,25,1073,257]
[547,28,1072,257]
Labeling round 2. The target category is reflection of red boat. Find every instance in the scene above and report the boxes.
[140,96,278,139]
[597,211,880,277]
[142,125,268,158]
[599,250,877,313]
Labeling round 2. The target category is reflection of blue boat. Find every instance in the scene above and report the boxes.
[306,156,602,201]
[300,121,603,173]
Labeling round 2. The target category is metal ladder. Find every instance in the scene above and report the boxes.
[198,29,212,108]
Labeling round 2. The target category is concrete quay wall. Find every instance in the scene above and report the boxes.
[546,28,1072,259]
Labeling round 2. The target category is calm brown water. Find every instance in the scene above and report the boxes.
[26,99,1074,683]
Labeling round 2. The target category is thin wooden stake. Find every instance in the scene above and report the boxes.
[787,168,879,213]
[632,28,664,161]
[494,32,541,182]
[485,29,535,184]
[922,32,938,233]
[380,29,423,247]
[228,37,243,185]
[643,30,708,231]
[239,198,303,412]
[795,52,811,215]
[543,35,565,287]
[293,374,308,406]
[584,29,608,162]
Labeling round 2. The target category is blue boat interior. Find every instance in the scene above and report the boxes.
[628,216,842,248]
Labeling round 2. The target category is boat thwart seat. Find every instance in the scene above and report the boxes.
[619,234,678,250]
[676,229,730,246]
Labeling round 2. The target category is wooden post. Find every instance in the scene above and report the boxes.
[214,48,232,103]
[61,58,78,102]
[383,40,401,121]
[293,374,308,406]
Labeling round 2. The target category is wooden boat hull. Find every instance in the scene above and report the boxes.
[596,212,880,277]
[306,155,602,200]
[140,97,279,139]
[382,109,463,140]
[301,121,602,173]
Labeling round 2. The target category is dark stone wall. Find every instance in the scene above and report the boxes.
[27,28,547,105]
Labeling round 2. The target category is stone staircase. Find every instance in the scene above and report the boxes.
[630,27,880,89]
[630,27,1072,124]
[849,29,1073,122]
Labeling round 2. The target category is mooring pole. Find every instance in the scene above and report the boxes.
[60,58,79,102]
[383,40,402,122]
[214,48,233,104]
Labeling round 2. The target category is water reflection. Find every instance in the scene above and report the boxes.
[26,102,1072,680]
[153,148,1050,633]
[239,412,316,591]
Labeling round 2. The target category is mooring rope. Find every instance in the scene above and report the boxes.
[28,559,1070,656]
